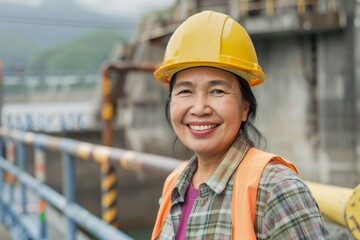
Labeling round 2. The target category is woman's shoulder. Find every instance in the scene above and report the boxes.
[255,161,330,239]
[258,160,314,205]
[258,160,309,195]
[256,161,318,222]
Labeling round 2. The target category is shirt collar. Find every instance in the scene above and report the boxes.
[172,154,198,204]
[206,138,249,194]
[171,137,249,202]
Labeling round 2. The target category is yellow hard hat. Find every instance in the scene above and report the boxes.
[154,11,265,86]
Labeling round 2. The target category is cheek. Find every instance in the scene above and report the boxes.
[169,100,182,124]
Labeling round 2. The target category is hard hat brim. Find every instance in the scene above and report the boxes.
[154,60,265,87]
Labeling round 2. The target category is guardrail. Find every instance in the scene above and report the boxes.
[240,0,340,16]
[0,128,181,239]
[1,128,359,239]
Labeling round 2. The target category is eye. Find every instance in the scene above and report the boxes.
[174,89,192,96]
[210,89,226,95]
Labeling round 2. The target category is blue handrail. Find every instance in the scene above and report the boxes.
[0,128,182,239]
[0,158,134,240]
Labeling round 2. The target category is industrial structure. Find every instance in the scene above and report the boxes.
[101,0,360,188]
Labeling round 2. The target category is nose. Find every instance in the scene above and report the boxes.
[189,93,212,116]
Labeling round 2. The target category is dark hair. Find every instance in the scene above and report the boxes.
[233,74,266,148]
[165,71,266,156]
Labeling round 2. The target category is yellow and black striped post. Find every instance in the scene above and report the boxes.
[33,142,48,238]
[100,68,118,227]
[101,162,118,226]
[4,139,16,184]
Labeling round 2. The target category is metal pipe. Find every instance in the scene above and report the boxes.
[0,128,182,176]
[105,61,157,72]
[306,181,360,239]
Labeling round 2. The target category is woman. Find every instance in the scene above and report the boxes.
[152,11,331,240]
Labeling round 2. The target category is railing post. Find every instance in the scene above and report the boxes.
[16,140,27,214]
[266,0,275,16]
[0,165,3,224]
[0,59,3,127]
[5,139,15,184]
[16,140,30,239]
[297,0,306,15]
[6,139,16,228]
[100,68,118,227]
[0,137,4,224]
[329,0,337,12]
[62,152,76,240]
[240,0,249,17]
[34,145,47,239]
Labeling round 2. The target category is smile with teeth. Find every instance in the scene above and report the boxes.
[188,124,218,131]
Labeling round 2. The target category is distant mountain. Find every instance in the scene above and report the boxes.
[29,28,125,73]
[0,0,136,45]
[0,29,41,58]
[0,0,136,73]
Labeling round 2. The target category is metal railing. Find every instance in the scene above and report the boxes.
[1,128,359,239]
[240,0,339,16]
[0,128,181,239]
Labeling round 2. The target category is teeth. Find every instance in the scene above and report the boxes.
[189,125,217,131]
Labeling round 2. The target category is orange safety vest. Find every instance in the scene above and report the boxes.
[151,148,298,240]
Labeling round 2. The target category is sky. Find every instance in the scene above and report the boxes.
[75,0,175,16]
[0,0,176,17]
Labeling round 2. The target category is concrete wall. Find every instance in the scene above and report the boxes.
[317,31,358,187]
[253,35,317,181]
[252,27,359,187]
[356,3,360,188]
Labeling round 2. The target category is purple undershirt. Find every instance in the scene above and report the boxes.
[176,183,199,240]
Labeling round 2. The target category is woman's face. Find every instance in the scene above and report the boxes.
[170,67,249,160]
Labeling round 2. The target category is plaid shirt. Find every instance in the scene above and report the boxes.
[156,138,331,239]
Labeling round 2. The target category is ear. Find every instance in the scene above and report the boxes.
[241,102,250,122]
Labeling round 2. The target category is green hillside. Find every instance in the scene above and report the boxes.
[29,28,125,73]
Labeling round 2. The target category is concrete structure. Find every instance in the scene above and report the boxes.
[110,0,360,188]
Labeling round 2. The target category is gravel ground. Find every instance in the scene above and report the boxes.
[326,222,356,240]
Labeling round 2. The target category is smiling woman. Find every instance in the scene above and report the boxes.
[151,11,331,240]
[169,67,247,176]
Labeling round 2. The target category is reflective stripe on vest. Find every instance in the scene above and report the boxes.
[151,148,298,240]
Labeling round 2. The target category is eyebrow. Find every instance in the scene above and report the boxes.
[207,79,232,88]
[173,79,231,89]
[173,81,193,90]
